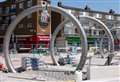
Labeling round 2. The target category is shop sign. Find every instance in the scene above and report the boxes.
[31,35,50,41]
[66,36,96,44]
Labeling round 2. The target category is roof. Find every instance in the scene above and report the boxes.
[59,4,120,16]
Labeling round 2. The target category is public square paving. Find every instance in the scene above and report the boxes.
[0,71,120,82]
[0,51,120,82]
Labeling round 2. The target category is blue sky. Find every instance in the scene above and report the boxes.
[51,0,120,14]
[0,0,120,14]
[0,0,5,2]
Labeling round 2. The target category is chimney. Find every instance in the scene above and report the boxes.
[109,9,115,14]
[58,0,62,7]
[84,5,91,11]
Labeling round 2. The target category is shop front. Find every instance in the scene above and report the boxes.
[16,35,50,52]
[66,36,96,52]
[31,35,50,48]
[66,36,96,46]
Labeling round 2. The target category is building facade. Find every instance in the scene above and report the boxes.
[57,3,120,50]
[0,0,120,52]
[0,0,51,52]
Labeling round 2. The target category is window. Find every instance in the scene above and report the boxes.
[96,30,99,36]
[18,24,23,28]
[0,17,2,21]
[11,0,16,3]
[27,14,32,19]
[83,12,89,16]
[4,17,9,24]
[94,13,102,18]
[117,16,120,21]
[27,0,32,7]
[79,12,84,16]
[112,31,116,35]
[0,19,2,24]
[64,22,75,35]
[116,29,120,38]
[0,8,2,14]
[10,5,16,13]
[19,3,24,9]
[11,5,16,9]
[11,15,16,21]
[67,9,72,14]
[16,0,24,2]
[30,29,34,32]
[5,7,10,14]
[85,30,90,36]
[94,31,96,35]
[106,15,114,20]
[99,30,105,35]
[27,23,33,28]
[71,10,75,15]
[81,22,89,28]
[6,17,9,20]
[1,24,7,31]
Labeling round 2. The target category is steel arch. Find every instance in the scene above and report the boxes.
[3,6,88,72]
[51,16,114,70]
[79,16,114,65]
[50,19,88,70]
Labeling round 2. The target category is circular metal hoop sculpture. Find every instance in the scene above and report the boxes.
[100,27,120,63]
[99,35,111,58]
[79,16,114,65]
[51,16,115,70]
[3,6,88,73]
[50,19,88,70]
